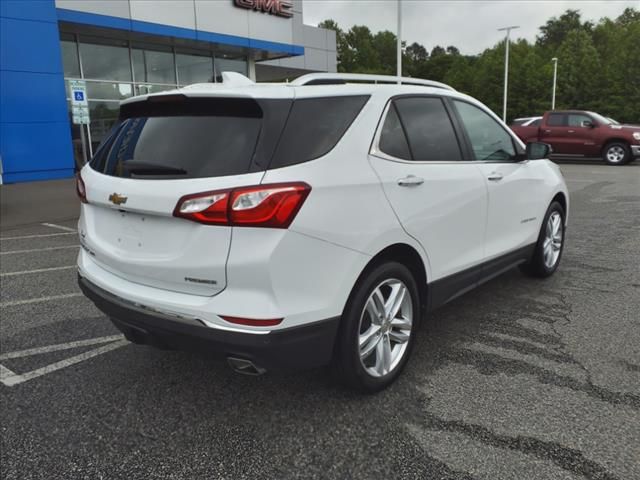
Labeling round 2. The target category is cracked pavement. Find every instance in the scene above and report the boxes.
[1,163,639,479]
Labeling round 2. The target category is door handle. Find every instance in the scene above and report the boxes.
[568,130,575,133]
[487,172,503,182]
[397,175,424,187]
[543,129,552,133]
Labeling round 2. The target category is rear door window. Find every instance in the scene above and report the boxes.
[547,113,566,127]
[392,97,462,161]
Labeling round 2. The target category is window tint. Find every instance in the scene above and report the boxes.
[454,100,516,161]
[393,97,462,161]
[547,113,566,126]
[270,96,369,169]
[91,99,264,179]
[530,118,541,126]
[568,114,592,127]
[379,104,411,160]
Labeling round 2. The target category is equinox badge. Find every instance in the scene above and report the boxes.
[108,193,128,206]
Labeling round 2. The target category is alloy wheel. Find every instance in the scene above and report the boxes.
[543,211,563,269]
[358,279,413,377]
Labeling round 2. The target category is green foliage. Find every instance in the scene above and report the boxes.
[320,8,640,123]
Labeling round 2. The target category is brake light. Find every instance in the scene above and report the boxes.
[220,315,283,327]
[173,182,311,228]
[76,173,88,204]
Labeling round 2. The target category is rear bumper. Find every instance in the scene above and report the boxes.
[78,275,340,372]
[631,145,640,158]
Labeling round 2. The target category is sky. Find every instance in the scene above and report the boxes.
[303,0,639,54]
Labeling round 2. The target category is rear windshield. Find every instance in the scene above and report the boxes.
[90,94,369,179]
[91,97,266,179]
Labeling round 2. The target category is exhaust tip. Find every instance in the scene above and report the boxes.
[227,357,266,376]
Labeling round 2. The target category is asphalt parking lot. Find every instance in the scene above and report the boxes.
[1,163,639,480]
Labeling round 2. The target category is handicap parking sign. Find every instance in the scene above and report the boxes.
[69,80,88,107]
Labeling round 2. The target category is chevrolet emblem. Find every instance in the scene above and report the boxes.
[108,193,128,206]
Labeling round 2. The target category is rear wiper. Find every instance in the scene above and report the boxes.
[123,160,187,175]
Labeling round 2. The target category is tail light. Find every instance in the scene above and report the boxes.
[76,173,88,204]
[173,182,311,228]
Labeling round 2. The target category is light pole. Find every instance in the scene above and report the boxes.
[551,57,558,110]
[397,0,402,84]
[498,25,519,122]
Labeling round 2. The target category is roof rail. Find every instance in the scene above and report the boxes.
[291,73,455,91]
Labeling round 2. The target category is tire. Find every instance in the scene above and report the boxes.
[332,261,420,392]
[520,201,565,278]
[602,142,631,166]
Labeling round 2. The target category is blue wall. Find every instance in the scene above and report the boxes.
[1,0,74,183]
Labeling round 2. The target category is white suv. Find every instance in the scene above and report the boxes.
[77,72,569,391]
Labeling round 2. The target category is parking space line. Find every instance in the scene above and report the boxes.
[0,232,76,241]
[41,223,76,233]
[0,365,19,385]
[0,245,79,255]
[0,335,124,361]
[0,339,129,387]
[1,265,76,277]
[0,293,84,308]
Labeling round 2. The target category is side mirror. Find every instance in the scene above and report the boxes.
[526,142,553,160]
[582,120,595,128]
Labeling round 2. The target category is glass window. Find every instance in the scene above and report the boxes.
[454,100,516,161]
[568,114,592,127]
[547,113,566,126]
[394,97,462,161]
[66,101,85,168]
[92,98,263,179]
[60,35,80,78]
[379,104,411,160]
[177,53,214,85]
[80,38,131,81]
[132,48,176,84]
[85,81,133,100]
[135,84,177,96]
[214,57,247,82]
[270,96,370,169]
[88,101,121,150]
[530,118,541,126]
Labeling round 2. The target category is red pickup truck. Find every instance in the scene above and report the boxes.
[511,110,640,166]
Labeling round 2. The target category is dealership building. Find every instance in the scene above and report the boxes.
[0,0,337,183]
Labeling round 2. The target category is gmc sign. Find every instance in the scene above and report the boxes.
[233,0,293,19]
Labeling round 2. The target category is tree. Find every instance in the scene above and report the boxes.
[372,30,398,75]
[405,42,428,77]
[319,7,640,123]
[555,29,602,110]
[536,9,593,51]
